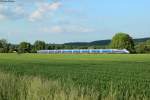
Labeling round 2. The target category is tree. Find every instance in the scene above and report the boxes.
[0,39,9,53]
[146,40,150,45]
[110,33,135,53]
[135,42,147,53]
[135,40,150,53]
[145,40,150,53]
[33,40,46,51]
[19,42,31,53]
[8,44,18,53]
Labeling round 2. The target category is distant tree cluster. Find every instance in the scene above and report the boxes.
[135,40,150,53]
[0,32,149,53]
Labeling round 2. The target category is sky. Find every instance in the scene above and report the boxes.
[0,0,150,44]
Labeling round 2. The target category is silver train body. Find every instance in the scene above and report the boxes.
[37,49,129,54]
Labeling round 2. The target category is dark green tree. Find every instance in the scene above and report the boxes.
[0,39,9,53]
[135,42,147,53]
[136,40,150,53]
[19,42,31,53]
[8,44,18,53]
[33,40,46,51]
[145,40,150,53]
[110,32,135,53]
[146,40,150,46]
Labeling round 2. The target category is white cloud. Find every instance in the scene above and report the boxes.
[0,5,7,20]
[41,26,63,33]
[29,2,62,21]
[49,26,63,33]
[13,5,25,15]
[0,14,6,20]
[0,5,6,20]
[74,27,95,33]
[0,4,26,20]
[0,1,62,21]
[40,25,96,34]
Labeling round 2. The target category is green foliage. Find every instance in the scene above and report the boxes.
[135,40,150,53]
[146,40,150,45]
[110,33,135,53]
[0,39,9,53]
[0,54,150,99]
[19,42,31,53]
[33,40,46,51]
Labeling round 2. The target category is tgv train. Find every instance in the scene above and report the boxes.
[37,49,129,54]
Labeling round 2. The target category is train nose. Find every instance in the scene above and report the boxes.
[123,49,130,53]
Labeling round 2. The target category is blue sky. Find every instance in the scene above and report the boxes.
[0,0,150,44]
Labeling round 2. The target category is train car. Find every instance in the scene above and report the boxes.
[37,49,129,54]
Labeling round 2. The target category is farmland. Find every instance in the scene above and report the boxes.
[0,54,150,100]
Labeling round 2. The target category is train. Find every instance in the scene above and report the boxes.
[37,49,130,54]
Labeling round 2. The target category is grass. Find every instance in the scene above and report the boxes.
[0,54,150,99]
[0,72,101,100]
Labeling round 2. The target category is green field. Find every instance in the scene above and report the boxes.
[0,54,150,100]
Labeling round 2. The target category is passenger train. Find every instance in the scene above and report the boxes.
[37,49,129,54]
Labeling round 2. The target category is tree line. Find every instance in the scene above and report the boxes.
[0,32,150,53]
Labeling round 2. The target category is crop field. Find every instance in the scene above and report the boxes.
[0,54,150,100]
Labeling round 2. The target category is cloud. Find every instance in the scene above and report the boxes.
[0,5,7,20]
[0,4,26,20]
[0,14,6,20]
[41,26,63,33]
[29,2,62,21]
[0,0,62,21]
[13,5,25,15]
[40,25,96,34]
